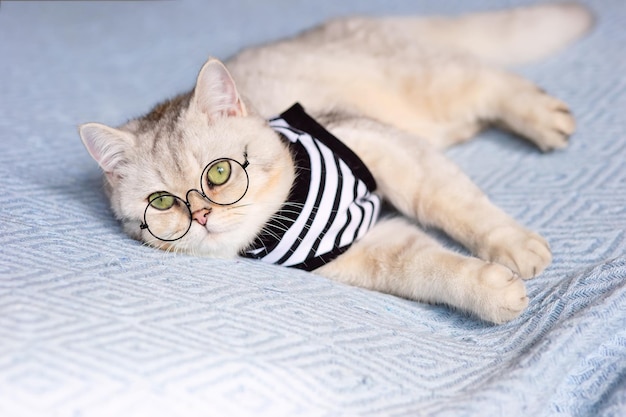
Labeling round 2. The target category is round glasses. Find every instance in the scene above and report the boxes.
[140,155,249,242]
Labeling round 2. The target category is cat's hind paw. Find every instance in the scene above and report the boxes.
[527,91,576,152]
[500,84,576,152]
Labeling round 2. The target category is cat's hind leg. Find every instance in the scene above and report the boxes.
[416,65,577,151]
[331,54,576,151]
[371,61,575,151]
[316,217,529,324]
[304,3,590,150]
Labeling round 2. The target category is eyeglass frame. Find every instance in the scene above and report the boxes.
[139,152,250,242]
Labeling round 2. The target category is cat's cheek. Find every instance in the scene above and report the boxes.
[177,224,236,259]
[121,220,145,242]
[122,218,176,252]
[154,241,174,252]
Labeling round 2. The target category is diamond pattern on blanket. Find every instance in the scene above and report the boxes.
[1,0,625,416]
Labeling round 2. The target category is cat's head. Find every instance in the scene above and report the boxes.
[79,58,294,258]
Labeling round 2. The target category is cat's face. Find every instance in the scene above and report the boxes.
[79,59,294,258]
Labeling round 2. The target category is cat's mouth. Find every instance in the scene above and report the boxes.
[195,221,232,239]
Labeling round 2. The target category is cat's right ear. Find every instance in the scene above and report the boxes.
[192,58,247,120]
[78,123,134,179]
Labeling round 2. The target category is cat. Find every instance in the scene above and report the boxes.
[78,2,593,324]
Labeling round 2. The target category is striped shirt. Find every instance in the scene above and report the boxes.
[243,103,381,271]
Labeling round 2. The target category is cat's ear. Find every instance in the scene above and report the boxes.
[79,123,134,177]
[192,58,247,120]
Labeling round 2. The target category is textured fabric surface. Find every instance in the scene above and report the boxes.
[0,1,625,416]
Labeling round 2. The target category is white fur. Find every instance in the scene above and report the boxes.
[79,3,593,324]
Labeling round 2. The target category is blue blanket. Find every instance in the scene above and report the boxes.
[1,1,624,416]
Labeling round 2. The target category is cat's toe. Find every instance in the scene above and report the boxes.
[507,231,552,279]
[501,86,576,151]
[534,96,576,152]
[481,226,552,279]
[474,263,529,324]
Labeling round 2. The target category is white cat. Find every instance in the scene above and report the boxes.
[79,3,593,323]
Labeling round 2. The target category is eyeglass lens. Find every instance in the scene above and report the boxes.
[142,158,249,241]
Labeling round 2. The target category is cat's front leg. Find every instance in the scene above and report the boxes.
[316,218,529,324]
[325,118,552,279]
[395,145,553,280]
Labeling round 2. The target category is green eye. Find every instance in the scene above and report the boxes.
[207,160,231,186]
[148,192,176,210]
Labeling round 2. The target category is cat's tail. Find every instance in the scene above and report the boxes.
[413,2,594,66]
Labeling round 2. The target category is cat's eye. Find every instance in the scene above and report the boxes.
[200,156,249,206]
[140,153,249,242]
[206,160,232,186]
[148,192,176,210]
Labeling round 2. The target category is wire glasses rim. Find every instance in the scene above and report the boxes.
[139,155,249,242]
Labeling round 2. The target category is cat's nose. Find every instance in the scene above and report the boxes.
[192,208,211,226]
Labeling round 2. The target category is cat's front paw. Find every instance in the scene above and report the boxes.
[471,263,529,324]
[479,226,552,279]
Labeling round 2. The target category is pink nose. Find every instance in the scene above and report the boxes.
[192,208,211,226]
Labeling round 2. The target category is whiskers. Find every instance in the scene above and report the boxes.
[140,197,329,260]
[224,202,253,211]
[222,203,253,219]
[251,200,326,254]
[142,230,203,258]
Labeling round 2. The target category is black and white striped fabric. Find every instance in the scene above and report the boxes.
[243,103,381,271]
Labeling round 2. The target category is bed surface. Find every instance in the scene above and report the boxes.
[0,1,625,416]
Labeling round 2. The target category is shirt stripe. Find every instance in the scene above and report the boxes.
[243,103,381,271]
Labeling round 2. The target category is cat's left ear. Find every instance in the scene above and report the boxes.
[192,58,247,120]
[78,123,135,180]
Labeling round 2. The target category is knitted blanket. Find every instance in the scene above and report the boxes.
[0,1,624,416]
